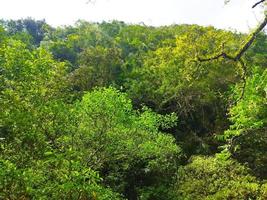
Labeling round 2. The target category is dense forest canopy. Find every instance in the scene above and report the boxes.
[0,1,266,199]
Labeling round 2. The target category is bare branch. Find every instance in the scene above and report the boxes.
[252,0,266,8]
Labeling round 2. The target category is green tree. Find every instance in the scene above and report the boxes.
[76,87,181,199]
[70,46,123,91]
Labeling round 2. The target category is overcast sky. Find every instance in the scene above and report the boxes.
[0,0,265,32]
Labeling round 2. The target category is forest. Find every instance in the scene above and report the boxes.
[0,2,266,200]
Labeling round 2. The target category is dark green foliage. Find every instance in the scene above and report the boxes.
[230,128,267,179]
[70,46,123,90]
[0,18,50,46]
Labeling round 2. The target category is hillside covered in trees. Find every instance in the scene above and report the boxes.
[0,15,266,200]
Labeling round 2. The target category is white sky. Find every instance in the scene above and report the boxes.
[0,0,265,32]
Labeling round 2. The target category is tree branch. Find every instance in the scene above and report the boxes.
[235,15,267,60]
[252,0,266,8]
[198,15,267,63]
[197,14,266,102]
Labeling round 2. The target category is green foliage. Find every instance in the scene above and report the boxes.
[226,67,267,137]
[175,156,263,200]
[0,158,122,200]
[230,128,267,179]
[0,39,69,149]
[0,35,122,199]
[70,46,122,90]
[222,62,267,178]
[76,88,181,199]
[0,19,266,200]
[123,25,245,156]
[0,18,49,45]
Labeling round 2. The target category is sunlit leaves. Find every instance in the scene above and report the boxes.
[226,67,267,137]
[175,156,261,200]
